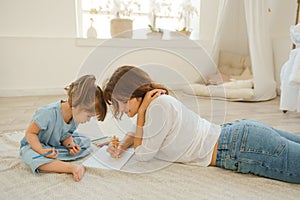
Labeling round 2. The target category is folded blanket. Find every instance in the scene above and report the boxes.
[183,83,254,100]
[222,79,253,89]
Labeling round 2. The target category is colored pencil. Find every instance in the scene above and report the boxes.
[32,151,52,159]
[91,136,111,142]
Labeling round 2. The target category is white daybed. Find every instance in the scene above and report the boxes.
[183,51,255,101]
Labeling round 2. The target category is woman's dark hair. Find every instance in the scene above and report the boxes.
[103,65,169,118]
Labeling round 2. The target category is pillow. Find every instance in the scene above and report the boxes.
[218,51,245,75]
[218,51,252,76]
[206,73,231,85]
[230,67,253,80]
[244,55,252,73]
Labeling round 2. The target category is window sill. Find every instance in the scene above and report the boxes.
[75,37,210,50]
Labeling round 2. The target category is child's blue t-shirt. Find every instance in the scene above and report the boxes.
[20,101,77,148]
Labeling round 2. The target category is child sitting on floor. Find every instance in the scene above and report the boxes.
[20,75,107,181]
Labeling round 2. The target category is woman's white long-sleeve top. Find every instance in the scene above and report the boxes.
[135,95,221,166]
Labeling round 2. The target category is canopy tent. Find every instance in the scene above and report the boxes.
[202,0,294,101]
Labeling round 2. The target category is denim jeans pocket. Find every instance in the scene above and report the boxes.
[239,123,286,157]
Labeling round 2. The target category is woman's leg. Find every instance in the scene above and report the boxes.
[38,160,85,182]
[271,126,300,144]
[217,119,300,183]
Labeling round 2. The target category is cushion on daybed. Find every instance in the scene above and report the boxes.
[183,80,254,100]
[183,51,254,100]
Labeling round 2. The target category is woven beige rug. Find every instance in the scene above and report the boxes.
[1,130,299,200]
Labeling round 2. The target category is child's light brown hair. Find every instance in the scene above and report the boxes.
[65,75,107,121]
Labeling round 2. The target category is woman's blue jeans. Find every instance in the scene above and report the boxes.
[216,119,300,183]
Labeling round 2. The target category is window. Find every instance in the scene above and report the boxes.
[76,0,200,40]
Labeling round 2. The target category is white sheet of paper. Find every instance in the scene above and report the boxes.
[83,146,135,170]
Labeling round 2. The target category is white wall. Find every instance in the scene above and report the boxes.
[0,0,93,96]
[0,37,92,96]
[0,0,297,96]
[0,0,76,37]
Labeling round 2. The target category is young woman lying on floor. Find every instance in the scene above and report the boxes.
[103,65,300,184]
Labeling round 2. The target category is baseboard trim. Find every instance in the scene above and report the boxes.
[0,88,65,97]
[0,84,188,97]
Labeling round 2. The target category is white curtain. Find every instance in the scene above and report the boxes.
[200,0,277,101]
[244,0,276,101]
[211,0,229,62]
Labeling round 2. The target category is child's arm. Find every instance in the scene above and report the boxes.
[25,121,58,158]
[61,136,75,147]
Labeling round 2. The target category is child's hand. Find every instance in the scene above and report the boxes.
[68,144,81,156]
[43,148,59,159]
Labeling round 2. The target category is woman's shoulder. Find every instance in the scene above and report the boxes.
[151,94,180,107]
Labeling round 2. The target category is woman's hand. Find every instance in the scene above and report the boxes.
[138,89,166,114]
[106,133,134,158]
[106,142,125,159]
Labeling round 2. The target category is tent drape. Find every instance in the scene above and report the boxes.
[211,0,229,62]
[243,0,276,101]
[208,0,277,101]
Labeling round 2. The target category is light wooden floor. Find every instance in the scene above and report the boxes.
[0,94,299,135]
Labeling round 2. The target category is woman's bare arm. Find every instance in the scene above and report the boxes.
[134,89,165,148]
